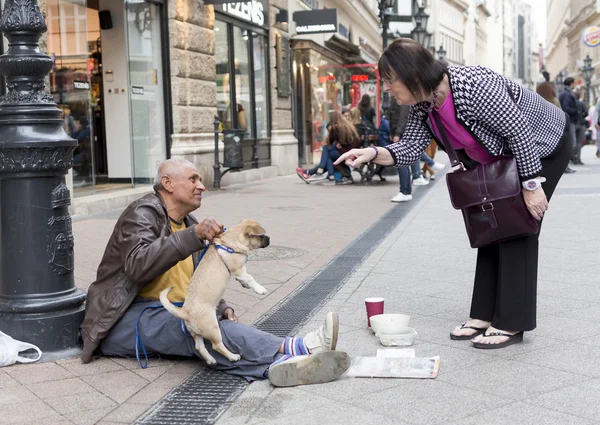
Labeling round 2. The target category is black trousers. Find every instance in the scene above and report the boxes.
[469,123,572,331]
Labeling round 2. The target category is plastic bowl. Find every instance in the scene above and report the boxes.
[369,314,411,334]
[376,327,418,347]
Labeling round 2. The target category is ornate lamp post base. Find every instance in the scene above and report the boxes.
[0,0,86,359]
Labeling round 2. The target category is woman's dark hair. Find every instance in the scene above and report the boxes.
[378,38,448,100]
[359,94,371,113]
[535,82,556,103]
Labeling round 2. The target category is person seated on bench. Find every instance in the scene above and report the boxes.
[296,111,359,185]
[80,159,350,387]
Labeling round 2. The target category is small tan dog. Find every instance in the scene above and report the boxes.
[160,219,270,365]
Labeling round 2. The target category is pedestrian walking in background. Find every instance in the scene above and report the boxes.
[358,94,377,126]
[573,90,588,165]
[388,97,443,203]
[559,78,579,173]
[336,38,572,349]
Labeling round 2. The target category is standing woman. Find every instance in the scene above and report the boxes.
[336,38,571,349]
[358,94,377,125]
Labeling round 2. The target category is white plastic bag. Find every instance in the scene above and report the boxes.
[0,330,42,367]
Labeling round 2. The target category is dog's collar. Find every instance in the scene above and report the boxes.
[214,244,236,254]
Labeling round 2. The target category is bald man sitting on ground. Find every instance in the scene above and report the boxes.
[80,159,350,387]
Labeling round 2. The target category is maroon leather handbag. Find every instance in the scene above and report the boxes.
[431,111,539,248]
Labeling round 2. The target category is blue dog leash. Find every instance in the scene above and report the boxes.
[135,301,190,369]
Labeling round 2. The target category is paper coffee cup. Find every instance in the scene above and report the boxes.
[365,297,385,327]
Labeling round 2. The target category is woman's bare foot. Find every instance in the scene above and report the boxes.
[471,326,520,345]
[451,319,491,338]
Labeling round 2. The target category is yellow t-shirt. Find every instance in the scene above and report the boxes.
[138,220,194,302]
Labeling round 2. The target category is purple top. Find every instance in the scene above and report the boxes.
[429,89,496,165]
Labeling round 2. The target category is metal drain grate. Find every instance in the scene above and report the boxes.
[138,367,247,425]
[136,177,440,425]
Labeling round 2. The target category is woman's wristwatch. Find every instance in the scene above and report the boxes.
[522,177,546,191]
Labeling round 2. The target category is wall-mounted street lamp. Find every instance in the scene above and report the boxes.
[436,44,447,61]
[411,6,430,48]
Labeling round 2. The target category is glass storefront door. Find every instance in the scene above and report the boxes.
[125,0,167,184]
[47,0,99,195]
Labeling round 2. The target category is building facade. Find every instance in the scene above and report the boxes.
[289,0,383,165]
[546,0,600,103]
[29,0,297,202]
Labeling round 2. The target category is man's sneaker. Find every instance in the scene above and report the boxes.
[303,312,339,354]
[432,162,446,170]
[413,176,429,186]
[335,176,353,185]
[268,351,351,387]
[296,168,310,183]
[391,192,412,202]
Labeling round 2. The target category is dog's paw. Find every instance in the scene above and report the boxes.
[205,356,217,365]
[253,285,267,295]
[229,353,241,362]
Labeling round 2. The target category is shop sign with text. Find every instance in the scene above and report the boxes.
[582,26,600,47]
[218,1,268,27]
[293,9,337,34]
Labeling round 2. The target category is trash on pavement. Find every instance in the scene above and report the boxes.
[0,330,42,367]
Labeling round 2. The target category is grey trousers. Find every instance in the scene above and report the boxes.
[100,300,285,381]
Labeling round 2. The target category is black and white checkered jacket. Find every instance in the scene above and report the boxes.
[384,66,567,180]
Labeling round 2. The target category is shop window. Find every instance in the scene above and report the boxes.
[215,19,270,142]
[215,20,232,130]
[232,26,254,138]
[252,32,269,139]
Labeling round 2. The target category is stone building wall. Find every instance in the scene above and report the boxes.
[167,0,221,185]
[268,0,297,177]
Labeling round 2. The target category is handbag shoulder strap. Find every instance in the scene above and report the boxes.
[432,81,515,168]
[431,110,461,168]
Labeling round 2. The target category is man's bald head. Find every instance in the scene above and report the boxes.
[153,159,196,192]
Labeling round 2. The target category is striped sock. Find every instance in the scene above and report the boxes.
[284,336,309,356]
[264,354,293,377]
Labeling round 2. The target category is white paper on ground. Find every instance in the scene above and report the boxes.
[345,356,440,379]
[376,348,415,358]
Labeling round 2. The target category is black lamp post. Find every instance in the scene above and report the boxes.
[378,0,397,113]
[378,0,396,50]
[581,54,594,105]
[436,44,447,61]
[0,0,86,358]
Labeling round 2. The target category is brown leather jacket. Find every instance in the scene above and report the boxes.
[80,192,230,363]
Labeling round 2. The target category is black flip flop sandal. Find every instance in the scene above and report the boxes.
[450,322,488,340]
[472,331,524,349]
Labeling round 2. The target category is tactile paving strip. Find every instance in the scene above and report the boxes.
[137,177,440,425]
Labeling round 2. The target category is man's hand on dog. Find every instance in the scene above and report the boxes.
[222,308,238,322]
[195,218,224,242]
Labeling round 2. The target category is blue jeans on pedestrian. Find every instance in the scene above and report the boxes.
[309,145,340,177]
[421,152,435,167]
[411,159,422,179]
[397,167,411,195]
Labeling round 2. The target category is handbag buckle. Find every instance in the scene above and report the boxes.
[482,203,494,212]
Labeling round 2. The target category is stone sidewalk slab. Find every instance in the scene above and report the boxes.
[217,147,600,425]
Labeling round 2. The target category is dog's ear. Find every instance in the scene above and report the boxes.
[245,222,266,237]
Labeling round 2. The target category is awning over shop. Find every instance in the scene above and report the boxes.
[324,34,365,64]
